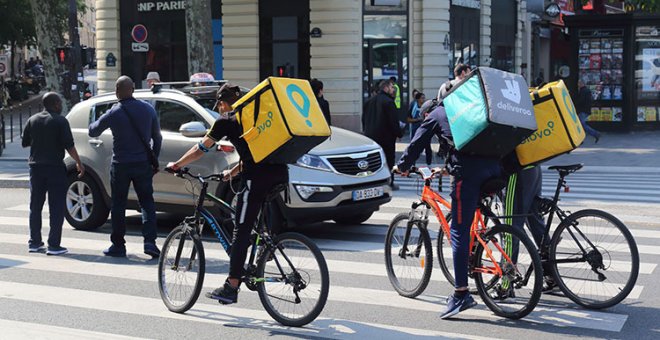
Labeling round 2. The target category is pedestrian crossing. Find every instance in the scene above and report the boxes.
[1,192,657,339]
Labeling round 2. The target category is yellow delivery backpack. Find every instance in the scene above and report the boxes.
[232,77,331,164]
[515,80,585,166]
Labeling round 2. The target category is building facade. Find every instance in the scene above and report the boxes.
[96,0,528,131]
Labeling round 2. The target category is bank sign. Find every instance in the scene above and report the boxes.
[137,1,185,12]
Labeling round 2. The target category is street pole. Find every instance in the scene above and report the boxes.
[67,0,83,105]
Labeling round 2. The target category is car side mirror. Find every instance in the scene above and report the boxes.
[179,121,207,138]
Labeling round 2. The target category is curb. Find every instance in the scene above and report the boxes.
[0,178,30,188]
[0,158,28,162]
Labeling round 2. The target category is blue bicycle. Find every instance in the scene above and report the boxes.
[157,167,329,327]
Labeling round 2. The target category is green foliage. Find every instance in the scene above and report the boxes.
[624,0,660,12]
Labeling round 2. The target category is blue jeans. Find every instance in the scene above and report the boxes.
[579,112,601,138]
[29,164,67,248]
[450,156,501,288]
[110,161,157,246]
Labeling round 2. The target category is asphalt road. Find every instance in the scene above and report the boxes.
[0,166,659,339]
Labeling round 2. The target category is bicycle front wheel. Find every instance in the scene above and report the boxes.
[385,212,433,298]
[436,213,455,287]
[158,224,205,313]
[474,224,543,319]
[549,209,639,309]
[256,232,329,327]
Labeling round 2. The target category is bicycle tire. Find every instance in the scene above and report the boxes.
[158,224,205,313]
[256,232,329,327]
[474,224,543,319]
[436,213,455,287]
[549,209,639,309]
[385,212,433,298]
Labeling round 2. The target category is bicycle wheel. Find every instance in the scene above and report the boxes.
[385,212,433,298]
[549,209,639,309]
[436,213,455,287]
[474,224,543,319]
[256,232,329,327]
[158,224,205,313]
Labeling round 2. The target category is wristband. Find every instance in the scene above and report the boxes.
[197,141,211,153]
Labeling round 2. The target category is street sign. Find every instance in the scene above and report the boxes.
[131,24,148,43]
[545,3,561,18]
[0,54,8,77]
[106,53,117,67]
[132,43,149,52]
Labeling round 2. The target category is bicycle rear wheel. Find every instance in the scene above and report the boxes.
[158,224,205,313]
[474,224,543,319]
[385,212,433,298]
[549,209,639,309]
[256,232,329,327]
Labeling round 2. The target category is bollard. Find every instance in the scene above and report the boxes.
[19,108,23,138]
[9,111,13,143]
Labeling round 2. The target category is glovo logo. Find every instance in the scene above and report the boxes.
[520,121,555,145]
[257,111,274,134]
[286,84,313,127]
[561,87,582,134]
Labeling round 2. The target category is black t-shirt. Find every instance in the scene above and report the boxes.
[206,112,288,177]
[22,111,75,166]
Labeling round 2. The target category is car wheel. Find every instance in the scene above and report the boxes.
[333,211,374,225]
[64,173,110,231]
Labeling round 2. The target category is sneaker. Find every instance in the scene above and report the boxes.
[46,246,68,256]
[391,183,400,191]
[490,284,516,301]
[440,292,477,319]
[28,243,46,253]
[205,280,239,304]
[542,277,560,294]
[594,135,600,144]
[103,245,127,257]
[144,243,161,258]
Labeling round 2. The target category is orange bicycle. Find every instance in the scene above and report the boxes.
[384,167,543,319]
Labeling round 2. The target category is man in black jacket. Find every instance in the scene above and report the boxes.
[310,78,331,125]
[576,79,601,143]
[363,79,402,189]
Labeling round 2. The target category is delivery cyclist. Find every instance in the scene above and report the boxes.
[393,99,501,319]
[166,83,289,305]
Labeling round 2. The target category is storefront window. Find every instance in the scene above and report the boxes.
[578,29,624,122]
[363,15,407,39]
[364,0,408,12]
[634,26,660,123]
[490,0,516,72]
[450,4,480,77]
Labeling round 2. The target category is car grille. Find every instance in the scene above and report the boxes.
[326,152,382,175]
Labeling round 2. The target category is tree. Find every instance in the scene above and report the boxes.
[0,0,37,77]
[623,0,660,12]
[185,0,215,76]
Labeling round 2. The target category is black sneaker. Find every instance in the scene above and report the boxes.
[542,277,561,294]
[46,246,68,256]
[206,280,239,305]
[103,244,127,257]
[28,242,46,253]
[144,243,161,258]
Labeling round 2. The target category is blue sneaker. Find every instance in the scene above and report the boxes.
[144,243,161,258]
[28,242,46,253]
[440,292,477,319]
[103,244,127,257]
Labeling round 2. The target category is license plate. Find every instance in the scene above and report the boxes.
[352,187,384,201]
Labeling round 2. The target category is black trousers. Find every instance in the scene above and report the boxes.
[229,165,288,279]
[29,164,67,248]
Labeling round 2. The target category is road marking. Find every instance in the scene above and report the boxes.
[0,281,501,340]
[0,318,151,340]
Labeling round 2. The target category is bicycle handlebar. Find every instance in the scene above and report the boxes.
[164,166,223,183]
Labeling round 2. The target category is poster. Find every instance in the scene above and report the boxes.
[640,48,660,92]
[590,107,601,121]
[600,107,612,122]
[636,106,657,122]
[612,107,623,121]
[590,54,602,69]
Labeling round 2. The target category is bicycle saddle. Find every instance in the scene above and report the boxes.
[480,177,507,197]
[548,164,583,173]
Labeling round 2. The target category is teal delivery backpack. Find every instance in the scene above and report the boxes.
[443,67,537,158]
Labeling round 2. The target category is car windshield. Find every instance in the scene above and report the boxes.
[204,107,219,119]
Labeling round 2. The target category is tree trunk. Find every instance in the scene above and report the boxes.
[9,41,16,78]
[185,0,215,76]
[29,0,64,95]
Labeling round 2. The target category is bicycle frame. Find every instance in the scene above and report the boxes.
[417,177,511,277]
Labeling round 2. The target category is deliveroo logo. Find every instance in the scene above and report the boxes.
[561,87,582,134]
[501,79,521,104]
[286,84,313,127]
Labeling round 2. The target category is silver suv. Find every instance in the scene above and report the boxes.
[63,87,392,230]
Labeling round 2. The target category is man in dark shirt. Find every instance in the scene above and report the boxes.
[363,79,403,189]
[22,92,85,255]
[89,76,163,258]
[393,101,501,319]
[576,79,601,143]
[167,83,288,305]
[310,78,331,125]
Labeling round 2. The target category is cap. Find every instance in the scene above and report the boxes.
[146,72,160,81]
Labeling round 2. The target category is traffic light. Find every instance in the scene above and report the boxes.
[55,46,71,65]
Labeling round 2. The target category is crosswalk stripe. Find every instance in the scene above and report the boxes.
[0,275,630,333]
[0,281,501,340]
[0,319,150,340]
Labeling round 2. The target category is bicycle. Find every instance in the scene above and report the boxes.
[157,167,329,327]
[385,167,543,319]
[437,163,640,310]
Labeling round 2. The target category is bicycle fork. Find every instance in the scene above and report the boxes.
[399,207,429,260]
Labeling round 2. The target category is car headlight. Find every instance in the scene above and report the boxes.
[295,185,333,200]
[295,154,332,172]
